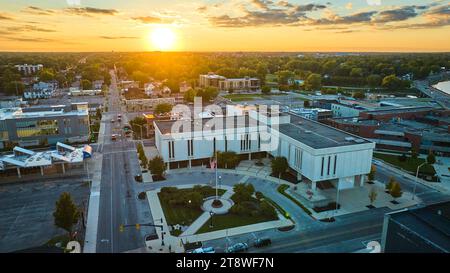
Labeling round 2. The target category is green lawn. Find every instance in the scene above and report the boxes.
[196,212,277,234]
[158,188,226,227]
[373,153,436,175]
[223,93,287,102]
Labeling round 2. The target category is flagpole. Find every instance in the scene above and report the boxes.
[215,150,218,200]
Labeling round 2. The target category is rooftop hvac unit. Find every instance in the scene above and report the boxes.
[304,130,312,134]
[354,139,365,143]
[345,137,355,141]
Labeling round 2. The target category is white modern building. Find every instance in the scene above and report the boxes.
[15,64,43,75]
[0,142,91,178]
[154,109,375,192]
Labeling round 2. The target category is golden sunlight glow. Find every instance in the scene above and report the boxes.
[150,27,176,51]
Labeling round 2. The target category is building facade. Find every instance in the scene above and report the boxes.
[15,64,43,75]
[154,109,375,192]
[0,103,90,149]
[124,97,176,112]
[199,73,260,92]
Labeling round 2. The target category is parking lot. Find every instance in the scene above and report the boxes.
[0,177,90,252]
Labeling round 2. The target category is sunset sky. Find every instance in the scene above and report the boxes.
[0,0,449,52]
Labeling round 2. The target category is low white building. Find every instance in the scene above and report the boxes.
[154,109,375,192]
[15,64,43,75]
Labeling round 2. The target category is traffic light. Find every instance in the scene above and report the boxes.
[135,224,140,230]
[119,225,124,232]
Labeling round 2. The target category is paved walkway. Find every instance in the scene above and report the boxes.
[180,185,235,237]
[83,114,107,253]
[434,156,450,191]
[144,182,293,253]
[373,158,448,193]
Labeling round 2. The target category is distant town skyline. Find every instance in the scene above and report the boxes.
[0,0,449,52]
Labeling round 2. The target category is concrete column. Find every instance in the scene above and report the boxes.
[40,166,44,176]
[311,181,317,191]
[61,163,65,174]
[248,153,251,160]
[167,162,170,171]
[297,172,303,182]
[359,175,365,187]
[17,167,21,178]
[189,159,192,169]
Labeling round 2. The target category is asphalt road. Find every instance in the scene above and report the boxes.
[95,71,155,253]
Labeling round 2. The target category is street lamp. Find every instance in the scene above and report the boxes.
[209,211,215,228]
[412,162,427,200]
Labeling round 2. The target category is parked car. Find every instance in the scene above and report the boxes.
[226,243,248,253]
[134,174,142,182]
[111,119,115,123]
[189,247,215,253]
[111,134,117,141]
[253,238,271,248]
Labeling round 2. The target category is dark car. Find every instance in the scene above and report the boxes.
[134,174,143,182]
[254,238,271,248]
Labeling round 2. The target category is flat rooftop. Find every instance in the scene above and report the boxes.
[362,106,435,115]
[155,115,259,135]
[279,114,371,149]
[389,201,450,252]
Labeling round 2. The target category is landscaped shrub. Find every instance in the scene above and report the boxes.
[277,184,312,215]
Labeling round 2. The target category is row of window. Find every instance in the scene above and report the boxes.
[321,155,338,177]
[169,134,261,159]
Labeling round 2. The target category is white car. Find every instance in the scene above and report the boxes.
[189,247,215,253]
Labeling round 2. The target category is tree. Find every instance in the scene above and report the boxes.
[367,74,382,87]
[386,177,396,192]
[154,103,173,115]
[217,151,240,169]
[303,100,310,108]
[427,150,436,165]
[304,73,322,91]
[411,148,418,160]
[260,201,277,218]
[271,156,289,178]
[148,156,166,178]
[261,86,271,94]
[353,91,365,99]
[184,88,196,103]
[81,79,92,90]
[38,68,55,82]
[276,70,295,85]
[382,74,403,90]
[233,183,255,202]
[3,81,25,95]
[368,165,376,182]
[131,70,149,87]
[390,182,403,201]
[196,87,219,101]
[53,192,80,239]
[368,188,378,205]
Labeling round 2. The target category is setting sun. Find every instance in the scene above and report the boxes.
[150,27,176,51]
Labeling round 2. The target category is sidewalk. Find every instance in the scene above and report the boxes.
[83,115,106,253]
[373,158,449,193]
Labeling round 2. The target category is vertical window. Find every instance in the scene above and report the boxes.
[225,136,228,152]
[327,156,331,176]
[172,141,175,158]
[321,157,324,176]
[333,155,337,175]
[257,133,261,150]
[187,139,193,157]
[213,137,216,153]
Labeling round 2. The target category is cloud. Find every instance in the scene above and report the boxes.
[132,15,175,24]
[2,37,54,43]
[64,7,118,16]
[378,4,449,30]
[6,25,57,33]
[372,6,424,23]
[345,3,353,10]
[22,6,55,15]
[0,13,14,20]
[99,36,139,39]
[308,11,377,25]
[207,1,329,27]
